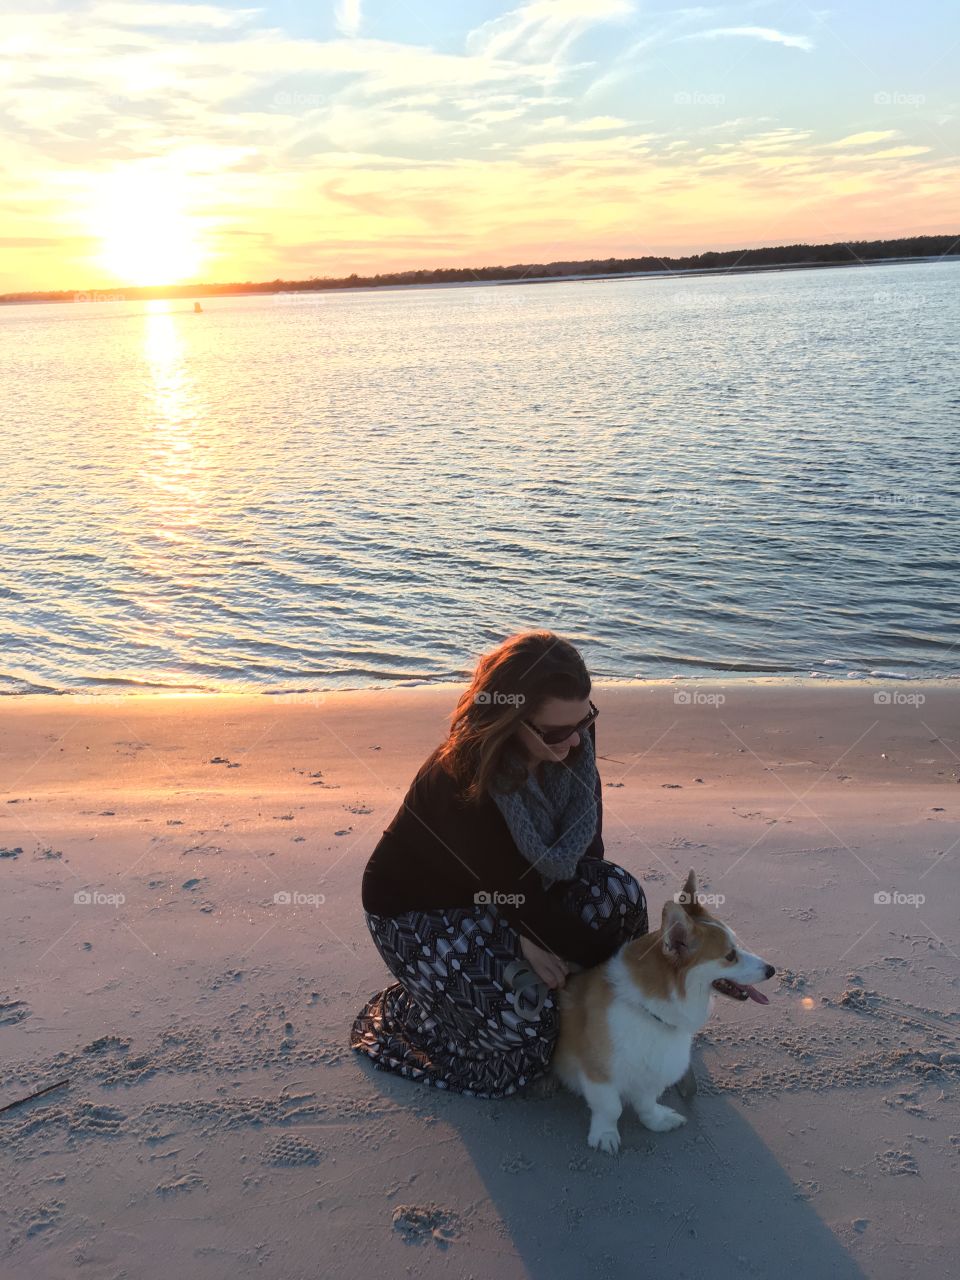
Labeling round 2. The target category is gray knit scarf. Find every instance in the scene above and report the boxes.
[491,727,598,888]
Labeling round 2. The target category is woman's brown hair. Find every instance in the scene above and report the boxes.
[435,630,592,804]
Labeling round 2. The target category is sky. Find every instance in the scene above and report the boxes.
[1,0,957,292]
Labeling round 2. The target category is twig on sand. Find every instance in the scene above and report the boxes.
[0,1078,69,1115]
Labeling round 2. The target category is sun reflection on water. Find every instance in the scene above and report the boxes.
[141,300,207,546]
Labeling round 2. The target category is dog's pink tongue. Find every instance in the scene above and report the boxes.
[745,985,769,1005]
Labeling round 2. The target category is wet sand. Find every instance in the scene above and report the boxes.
[1,680,958,1279]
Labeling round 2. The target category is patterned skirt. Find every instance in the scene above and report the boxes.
[350,857,648,1100]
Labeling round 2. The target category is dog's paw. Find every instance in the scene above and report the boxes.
[588,1127,621,1155]
[641,1105,687,1132]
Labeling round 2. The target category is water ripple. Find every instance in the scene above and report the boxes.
[2,264,959,693]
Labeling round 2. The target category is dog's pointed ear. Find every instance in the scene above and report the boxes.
[661,900,696,961]
[680,868,697,906]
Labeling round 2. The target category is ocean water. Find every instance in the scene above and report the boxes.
[1,261,958,695]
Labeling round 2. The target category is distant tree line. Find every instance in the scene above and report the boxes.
[3,234,957,304]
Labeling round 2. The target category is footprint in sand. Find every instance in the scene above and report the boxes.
[876,1148,919,1176]
[156,1172,207,1195]
[208,969,245,991]
[19,1201,65,1239]
[261,1135,325,1167]
[777,970,808,991]
[0,998,30,1025]
[391,1204,462,1248]
[83,1034,131,1055]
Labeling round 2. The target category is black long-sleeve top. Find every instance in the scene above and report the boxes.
[360,722,617,968]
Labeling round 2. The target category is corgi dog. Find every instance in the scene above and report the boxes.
[553,869,775,1154]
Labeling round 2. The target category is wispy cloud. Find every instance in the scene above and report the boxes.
[859,145,931,159]
[684,26,814,52]
[467,0,634,64]
[829,130,899,148]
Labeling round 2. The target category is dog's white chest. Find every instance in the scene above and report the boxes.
[607,999,692,1092]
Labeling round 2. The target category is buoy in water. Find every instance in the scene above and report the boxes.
[194,301,203,313]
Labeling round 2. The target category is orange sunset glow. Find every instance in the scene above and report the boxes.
[0,0,957,293]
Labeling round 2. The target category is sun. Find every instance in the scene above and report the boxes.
[91,168,207,287]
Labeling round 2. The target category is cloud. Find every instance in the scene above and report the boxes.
[829,130,899,148]
[684,26,814,52]
[467,0,634,64]
[858,145,932,159]
[569,115,632,132]
[335,0,362,38]
[1,0,956,293]
[89,2,259,28]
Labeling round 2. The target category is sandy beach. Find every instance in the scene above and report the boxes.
[1,679,958,1279]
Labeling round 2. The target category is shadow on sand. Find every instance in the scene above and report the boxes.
[352,1049,866,1280]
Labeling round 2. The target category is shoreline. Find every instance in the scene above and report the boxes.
[3,671,958,703]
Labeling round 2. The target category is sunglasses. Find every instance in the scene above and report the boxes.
[521,700,599,746]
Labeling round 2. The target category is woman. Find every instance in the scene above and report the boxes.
[350,630,650,1100]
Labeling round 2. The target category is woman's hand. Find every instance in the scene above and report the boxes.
[519,934,570,990]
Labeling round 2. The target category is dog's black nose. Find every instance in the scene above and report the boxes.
[764,964,776,979]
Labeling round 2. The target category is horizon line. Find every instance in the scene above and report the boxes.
[3,231,958,304]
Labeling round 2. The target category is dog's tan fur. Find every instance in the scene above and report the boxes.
[556,966,615,1083]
